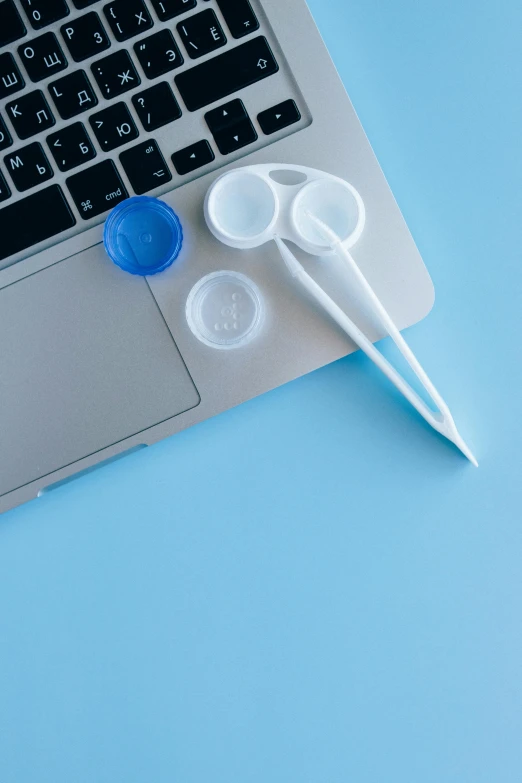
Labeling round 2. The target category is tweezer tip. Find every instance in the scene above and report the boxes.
[455,437,479,468]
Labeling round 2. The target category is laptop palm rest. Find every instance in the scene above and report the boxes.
[0,245,200,498]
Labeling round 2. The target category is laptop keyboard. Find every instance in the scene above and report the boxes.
[0,0,308,265]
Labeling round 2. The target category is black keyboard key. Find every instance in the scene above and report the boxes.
[89,101,138,151]
[150,0,196,21]
[6,90,55,140]
[0,1,27,47]
[175,36,278,112]
[0,114,13,150]
[258,99,301,135]
[205,98,246,133]
[213,116,257,154]
[4,141,53,192]
[49,69,98,120]
[103,0,153,42]
[172,139,214,175]
[177,9,226,60]
[0,53,25,100]
[216,0,259,39]
[20,0,69,30]
[0,170,11,203]
[67,159,128,219]
[72,0,98,8]
[47,121,96,171]
[61,12,111,62]
[134,29,183,79]
[19,32,68,82]
[132,82,181,132]
[91,50,140,99]
[120,139,172,194]
[0,185,75,261]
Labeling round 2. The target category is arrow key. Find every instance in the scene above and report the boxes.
[205,98,247,134]
[212,116,257,155]
[47,122,96,172]
[171,139,215,176]
[258,99,301,135]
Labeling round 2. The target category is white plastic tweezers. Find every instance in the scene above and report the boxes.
[274,217,478,466]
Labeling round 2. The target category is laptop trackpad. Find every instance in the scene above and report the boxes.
[0,245,200,497]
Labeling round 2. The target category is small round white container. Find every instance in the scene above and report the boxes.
[186,271,265,350]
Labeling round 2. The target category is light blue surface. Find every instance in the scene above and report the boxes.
[1,1,521,781]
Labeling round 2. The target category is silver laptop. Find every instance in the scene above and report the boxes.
[0,0,434,514]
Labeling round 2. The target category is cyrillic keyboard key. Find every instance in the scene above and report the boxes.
[216,0,259,39]
[0,170,11,203]
[18,32,68,83]
[61,12,111,63]
[20,0,70,30]
[150,0,196,22]
[258,99,301,135]
[48,69,98,120]
[66,159,128,218]
[0,52,25,100]
[177,9,226,60]
[91,50,140,99]
[0,0,27,47]
[171,140,214,175]
[4,142,54,192]
[47,122,96,172]
[5,89,55,140]
[120,140,172,194]
[89,102,139,151]
[103,0,153,42]
[133,29,183,79]
[0,185,75,262]
[175,36,278,112]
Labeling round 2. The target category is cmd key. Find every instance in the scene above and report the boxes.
[66,159,128,218]
[175,36,278,112]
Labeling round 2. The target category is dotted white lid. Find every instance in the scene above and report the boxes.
[185,271,265,350]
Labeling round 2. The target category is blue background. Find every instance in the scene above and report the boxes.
[1,1,521,781]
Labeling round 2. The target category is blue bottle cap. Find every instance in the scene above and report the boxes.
[104,196,183,276]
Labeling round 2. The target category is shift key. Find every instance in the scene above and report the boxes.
[175,36,278,112]
[66,160,128,219]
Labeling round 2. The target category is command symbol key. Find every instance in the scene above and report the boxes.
[66,159,128,219]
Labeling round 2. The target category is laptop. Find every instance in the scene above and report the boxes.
[0,0,434,514]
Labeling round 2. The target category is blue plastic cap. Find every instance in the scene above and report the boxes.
[104,196,183,276]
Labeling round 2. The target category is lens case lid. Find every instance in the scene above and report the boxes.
[204,164,365,256]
